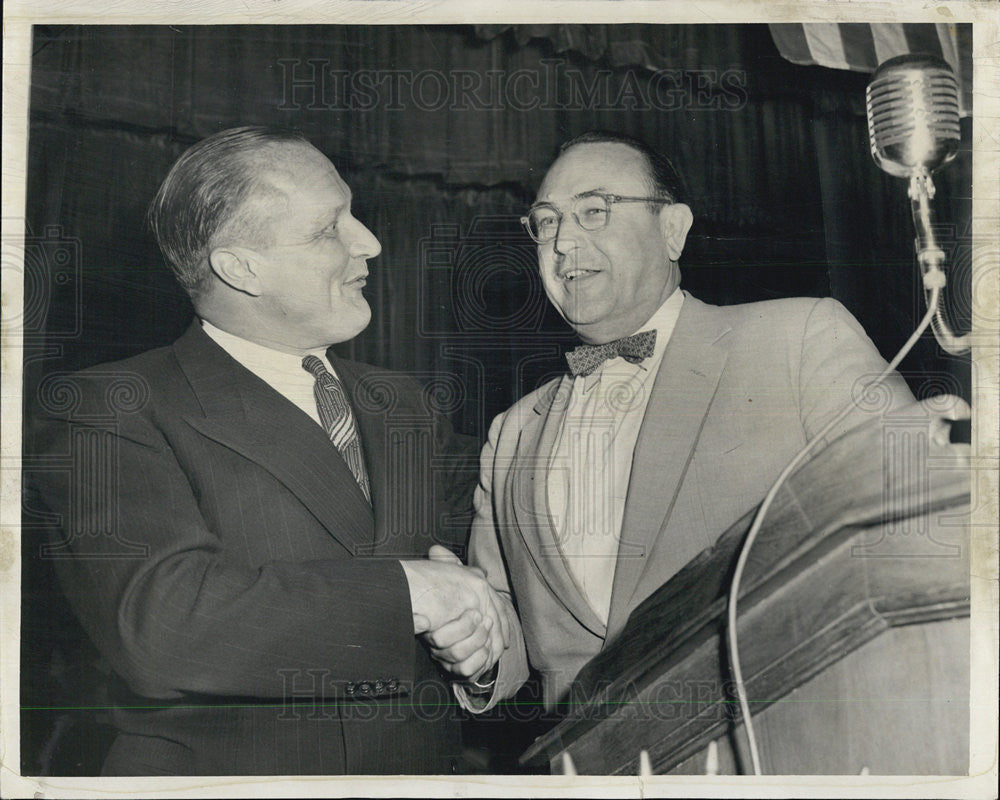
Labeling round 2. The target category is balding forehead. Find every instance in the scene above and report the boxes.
[538,141,651,200]
[241,141,343,205]
[242,141,322,182]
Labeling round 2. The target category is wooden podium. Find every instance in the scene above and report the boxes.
[520,402,971,775]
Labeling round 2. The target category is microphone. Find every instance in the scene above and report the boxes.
[865,54,968,355]
[866,53,960,179]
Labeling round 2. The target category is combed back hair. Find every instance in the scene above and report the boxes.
[148,126,310,296]
[559,130,686,209]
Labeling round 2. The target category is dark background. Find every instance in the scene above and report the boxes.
[20,23,973,774]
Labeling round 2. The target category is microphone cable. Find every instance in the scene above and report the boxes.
[725,281,944,775]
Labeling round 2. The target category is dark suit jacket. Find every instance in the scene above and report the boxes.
[30,322,479,775]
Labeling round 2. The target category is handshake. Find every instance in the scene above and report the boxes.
[400,546,514,686]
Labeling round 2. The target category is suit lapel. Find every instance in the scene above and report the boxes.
[172,323,375,555]
[605,296,732,640]
[512,376,607,638]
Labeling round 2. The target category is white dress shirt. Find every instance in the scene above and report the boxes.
[201,320,334,429]
[547,288,685,626]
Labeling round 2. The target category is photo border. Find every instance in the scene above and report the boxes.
[2,2,997,797]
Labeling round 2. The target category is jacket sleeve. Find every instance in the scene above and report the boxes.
[453,412,530,713]
[29,381,417,702]
[796,298,916,443]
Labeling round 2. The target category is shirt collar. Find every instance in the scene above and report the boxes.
[635,286,685,364]
[200,319,333,378]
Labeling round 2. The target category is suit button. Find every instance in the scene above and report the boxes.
[387,678,398,692]
[346,682,356,696]
[374,679,385,693]
[358,682,372,695]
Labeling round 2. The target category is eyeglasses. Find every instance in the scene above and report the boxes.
[520,191,671,244]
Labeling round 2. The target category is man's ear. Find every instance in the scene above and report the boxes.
[208,247,263,296]
[658,203,694,263]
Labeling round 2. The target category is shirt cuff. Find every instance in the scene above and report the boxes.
[453,663,500,713]
[466,664,498,693]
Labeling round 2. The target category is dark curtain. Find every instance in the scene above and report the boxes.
[21,23,972,775]
[25,23,972,424]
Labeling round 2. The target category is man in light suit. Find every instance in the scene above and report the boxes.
[30,127,520,774]
[468,131,916,711]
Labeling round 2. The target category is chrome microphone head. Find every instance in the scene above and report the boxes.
[866,53,960,178]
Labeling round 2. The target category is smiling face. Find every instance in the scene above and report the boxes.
[535,142,689,344]
[215,143,382,353]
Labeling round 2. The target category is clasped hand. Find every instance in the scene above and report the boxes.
[400,546,510,682]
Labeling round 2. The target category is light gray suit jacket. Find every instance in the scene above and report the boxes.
[471,293,916,709]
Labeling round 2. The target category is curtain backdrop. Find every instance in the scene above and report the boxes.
[26,25,972,435]
[21,24,972,774]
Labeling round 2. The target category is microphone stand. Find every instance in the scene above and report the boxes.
[909,170,970,355]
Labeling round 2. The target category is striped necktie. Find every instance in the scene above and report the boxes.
[302,355,371,502]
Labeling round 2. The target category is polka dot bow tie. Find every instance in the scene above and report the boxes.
[565,330,657,377]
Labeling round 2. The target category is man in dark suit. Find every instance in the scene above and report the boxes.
[31,127,522,775]
[465,131,918,711]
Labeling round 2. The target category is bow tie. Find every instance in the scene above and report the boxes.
[565,330,657,377]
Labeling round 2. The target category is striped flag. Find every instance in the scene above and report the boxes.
[769,23,971,116]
